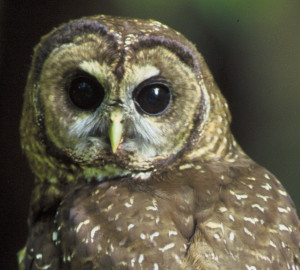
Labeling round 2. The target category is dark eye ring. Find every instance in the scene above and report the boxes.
[68,73,105,110]
[133,81,172,116]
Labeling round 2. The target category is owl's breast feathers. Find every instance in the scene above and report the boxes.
[23,157,299,269]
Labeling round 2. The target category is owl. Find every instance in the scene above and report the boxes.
[19,15,300,270]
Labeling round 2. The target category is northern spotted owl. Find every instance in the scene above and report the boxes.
[19,15,300,269]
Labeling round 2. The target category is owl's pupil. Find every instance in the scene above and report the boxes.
[135,84,171,115]
[68,76,105,110]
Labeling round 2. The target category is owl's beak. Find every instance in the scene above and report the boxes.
[109,110,124,153]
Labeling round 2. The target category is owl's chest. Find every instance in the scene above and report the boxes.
[53,180,195,269]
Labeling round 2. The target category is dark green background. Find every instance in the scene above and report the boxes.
[1,1,299,269]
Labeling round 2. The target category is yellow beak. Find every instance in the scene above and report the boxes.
[109,110,124,153]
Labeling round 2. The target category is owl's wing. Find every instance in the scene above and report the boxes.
[182,161,300,269]
[20,219,60,270]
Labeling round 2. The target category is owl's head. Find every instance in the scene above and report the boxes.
[21,15,236,183]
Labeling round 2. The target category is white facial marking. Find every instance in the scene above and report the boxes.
[121,64,164,156]
[79,60,107,83]
[130,65,160,85]
[69,114,99,138]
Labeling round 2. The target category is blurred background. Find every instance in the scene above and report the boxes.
[0,0,299,268]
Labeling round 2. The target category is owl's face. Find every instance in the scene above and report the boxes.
[40,37,201,169]
[21,15,232,182]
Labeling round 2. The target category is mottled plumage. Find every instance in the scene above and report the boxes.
[19,15,300,269]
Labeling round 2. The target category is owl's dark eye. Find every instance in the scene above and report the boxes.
[68,75,105,110]
[134,83,171,115]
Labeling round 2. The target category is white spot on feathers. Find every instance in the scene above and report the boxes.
[150,232,160,241]
[246,265,257,270]
[138,254,144,264]
[76,219,90,233]
[261,183,272,190]
[251,204,265,213]
[230,190,248,200]
[128,224,135,231]
[91,225,100,242]
[168,230,178,237]
[159,243,175,252]
[244,217,259,225]
[279,224,291,232]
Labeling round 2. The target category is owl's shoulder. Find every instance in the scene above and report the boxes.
[177,158,300,268]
